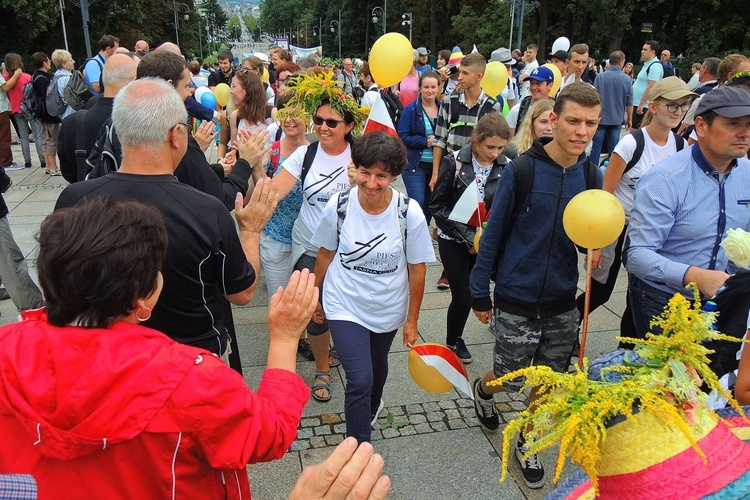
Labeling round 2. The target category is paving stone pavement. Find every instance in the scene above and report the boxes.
[0,139,626,499]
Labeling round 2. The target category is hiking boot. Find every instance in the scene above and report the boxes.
[472,378,499,432]
[454,338,472,364]
[515,436,545,489]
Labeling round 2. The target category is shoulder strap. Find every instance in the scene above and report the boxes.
[397,191,410,254]
[274,126,283,142]
[300,141,320,184]
[511,155,535,221]
[584,159,598,189]
[449,93,460,127]
[336,189,411,253]
[74,109,89,181]
[336,189,351,246]
[673,131,686,152]
[624,129,645,174]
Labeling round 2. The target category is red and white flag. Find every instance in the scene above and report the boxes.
[411,344,473,399]
[448,180,487,227]
[363,95,398,138]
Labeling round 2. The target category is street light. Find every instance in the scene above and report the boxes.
[371,6,384,35]
[330,10,341,59]
[172,0,190,47]
[402,12,413,43]
[312,18,322,47]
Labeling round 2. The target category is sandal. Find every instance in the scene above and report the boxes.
[297,338,315,361]
[328,346,341,368]
[311,371,332,402]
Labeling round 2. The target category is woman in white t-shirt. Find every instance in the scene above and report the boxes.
[579,76,695,343]
[271,98,358,402]
[310,132,435,442]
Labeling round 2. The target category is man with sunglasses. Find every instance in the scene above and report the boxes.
[625,85,750,338]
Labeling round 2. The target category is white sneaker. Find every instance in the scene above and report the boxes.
[5,163,24,171]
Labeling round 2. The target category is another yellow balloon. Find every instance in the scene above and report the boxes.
[408,345,454,393]
[542,63,562,96]
[369,33,414,88]
[214,83,231,107]
[480,61,509,97]
[563,190,625,249]
[473,227,482,253]
[262,67,270,84]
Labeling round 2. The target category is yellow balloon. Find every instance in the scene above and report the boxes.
[563,189,625,249]
[214,83,231,107]
[473,227,482,253]
[480,61,509,97]
[408,344,455,393]
[262,67,269,84]
[542,63,562,96]
[369,33,414,88]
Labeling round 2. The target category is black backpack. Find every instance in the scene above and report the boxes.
[379,88,403,128]
[20,74,44,120]
[623,129,686,174]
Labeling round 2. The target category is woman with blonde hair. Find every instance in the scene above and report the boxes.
[51,49,76,119]
[505,99,554,159]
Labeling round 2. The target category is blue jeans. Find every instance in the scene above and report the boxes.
[401,161,433,225]
[590,125,622,165]
[328,320,397,442]
[627,274,676,339]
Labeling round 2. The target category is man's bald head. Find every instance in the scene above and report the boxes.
[157,42,182,56]
[103,54,139,98]
[135,40,149,54]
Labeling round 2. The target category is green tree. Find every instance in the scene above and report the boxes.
[228,15,242,40]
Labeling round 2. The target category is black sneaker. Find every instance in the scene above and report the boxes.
[515,437,545,489]
[454,338,472,363]
[24,162,32,169]
[472,378,499,432]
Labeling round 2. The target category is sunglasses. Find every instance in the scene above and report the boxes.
[312,115,345,128]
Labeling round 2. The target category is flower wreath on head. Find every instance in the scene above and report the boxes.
[278,69,368,134]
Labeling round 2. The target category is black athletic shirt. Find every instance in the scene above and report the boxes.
[55,172,255,355]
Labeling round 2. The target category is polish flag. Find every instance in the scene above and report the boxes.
[411,343,473,399]
[363,96,398,138]
[448,180,487,227]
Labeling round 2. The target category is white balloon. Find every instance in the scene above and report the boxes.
[194,87,210,103]
[551,37,571,54]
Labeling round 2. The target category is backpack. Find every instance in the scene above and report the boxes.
[644,59,664,80]
[624,129,686,174]
[335,188,410,257]
[64,57,103,111]
[379,88,403,128]
[447,93,502,147]
[45,73,67,117]
[20,74,44,120]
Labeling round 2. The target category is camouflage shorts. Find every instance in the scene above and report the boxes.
[491,308,579,391]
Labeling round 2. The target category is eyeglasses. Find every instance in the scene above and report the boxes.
[312,115,345,128]
[660,102,691,113]
[169,122,189,133]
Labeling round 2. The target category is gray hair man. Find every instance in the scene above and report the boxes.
[56,77,278,362]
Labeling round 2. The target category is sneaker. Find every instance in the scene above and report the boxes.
[5,163,24,171]
[46,168,62,176]
[0,286,9,301]
[370,398,385,428]
[454,338,472,364]
[472,378,499,432]
[24,162,32,169]
[515,437,545,489]
[437,273,449,290]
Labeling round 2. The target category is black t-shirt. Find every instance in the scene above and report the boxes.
[55,173,256,354]
[208,69,234,88]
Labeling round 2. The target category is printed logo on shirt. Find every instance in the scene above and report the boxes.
[339,233,400,274]
[304,166,346,205]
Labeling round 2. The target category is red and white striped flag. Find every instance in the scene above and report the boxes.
[448,180,486,227]
[411,343,473,399]
[363,95,398,138]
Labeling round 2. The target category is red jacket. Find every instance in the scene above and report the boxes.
[0,310,310,499]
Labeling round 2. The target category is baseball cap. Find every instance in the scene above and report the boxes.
[417,47,429,56]
[548,49,569,61]
[649,76,697,102]
[528,66,554,83]
[695,86,750,118]
[490,47,516,66]
[255,52,269,64]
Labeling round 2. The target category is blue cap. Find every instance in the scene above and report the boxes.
[528,66,554,83]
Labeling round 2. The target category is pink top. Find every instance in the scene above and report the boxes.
[398,73,420,108]
[3,72,30,114]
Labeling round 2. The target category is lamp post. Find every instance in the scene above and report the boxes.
[329,10,341,59]
[402,12,413,43]
[371,6,384,35]
[70,0,93,58]
[173,0,190,47]
[197,14,204,59]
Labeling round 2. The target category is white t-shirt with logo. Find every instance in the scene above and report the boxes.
[311,186,436,332]
[612,128,679,220]
[281,143,352,234]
